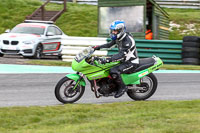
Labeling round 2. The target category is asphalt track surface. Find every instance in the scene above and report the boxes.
[0,72,200,107]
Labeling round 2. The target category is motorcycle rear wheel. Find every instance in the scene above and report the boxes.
[55,77,85,104]
[127,73,157,101]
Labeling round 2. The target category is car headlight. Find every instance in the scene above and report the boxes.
[23,40,36,45]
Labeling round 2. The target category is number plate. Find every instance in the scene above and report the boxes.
[3,45,17,50]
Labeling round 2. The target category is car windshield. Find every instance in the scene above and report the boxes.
[75,47,94,62]
[10,24,45,35]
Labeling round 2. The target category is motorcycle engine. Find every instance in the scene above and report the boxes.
[96,78,116,95]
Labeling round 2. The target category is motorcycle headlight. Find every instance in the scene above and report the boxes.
[23,40,36,45]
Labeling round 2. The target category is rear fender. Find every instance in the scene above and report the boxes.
[66,74,86,86]
[122,57,163,85]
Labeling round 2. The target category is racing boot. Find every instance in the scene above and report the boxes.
[114,76,127,98]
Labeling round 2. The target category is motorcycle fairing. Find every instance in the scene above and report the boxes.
[72,58,119,80]
[72,48,163,85]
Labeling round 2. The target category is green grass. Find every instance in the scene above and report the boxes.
[165,8,200,40]
[54,3,98,37]
[26,60,71,66]
[0,0,98,37]
[0,0,42,33]
[0,100,200,133]
[161,64,200,70]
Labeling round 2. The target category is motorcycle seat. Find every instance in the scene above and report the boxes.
[133,57,156,72]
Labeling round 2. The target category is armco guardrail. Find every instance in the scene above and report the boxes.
[154,0,200,9]
[108,39,183,64]
[61,36,108,62]
[76,0,98,5]
[62,37,183,64]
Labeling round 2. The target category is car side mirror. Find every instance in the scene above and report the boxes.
[5,29,10,33]
[46,32,54,36]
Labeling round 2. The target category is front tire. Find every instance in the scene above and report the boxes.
[55,77,85,104]
[127,73,157,100]
[33,44,43,59]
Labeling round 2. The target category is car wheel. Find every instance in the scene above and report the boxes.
[33,44,43,59]
[58,54,62,59]
[23,56,32,59]
[0,53,4,57]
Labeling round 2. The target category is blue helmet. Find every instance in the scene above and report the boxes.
[110,20,126,40]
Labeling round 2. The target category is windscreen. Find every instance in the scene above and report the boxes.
[11,24,45,35]
[75,47,94,62]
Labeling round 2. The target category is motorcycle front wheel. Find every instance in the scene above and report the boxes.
[127,73,157,101]
[55,77,85,104]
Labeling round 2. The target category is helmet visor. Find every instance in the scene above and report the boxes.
[110,29,120,35]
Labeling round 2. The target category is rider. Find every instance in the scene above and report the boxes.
[93,20,139,98]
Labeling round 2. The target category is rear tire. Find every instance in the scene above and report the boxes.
[58,54,62,59]
[55,77,85,104]
[127,73,157,101]
[0,53,4,57]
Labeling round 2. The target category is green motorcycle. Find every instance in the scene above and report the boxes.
[55,47,163,104]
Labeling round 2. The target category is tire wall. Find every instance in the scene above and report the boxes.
[182,36,200,65]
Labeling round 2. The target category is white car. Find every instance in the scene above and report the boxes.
[0,20,67,59]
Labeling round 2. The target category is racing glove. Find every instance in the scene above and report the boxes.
[93,45,101,50]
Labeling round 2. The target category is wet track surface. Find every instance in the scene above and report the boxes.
[0,55,200,107]
[0,73,200,107]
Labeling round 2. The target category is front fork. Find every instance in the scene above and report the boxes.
[72,72,84,90]
[66,72,86,88]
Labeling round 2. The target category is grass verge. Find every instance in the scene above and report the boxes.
[26,60,71,66]
[161,64,200,70]
[0,100,200,133]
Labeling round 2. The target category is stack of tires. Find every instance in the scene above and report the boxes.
[182,36,200,65]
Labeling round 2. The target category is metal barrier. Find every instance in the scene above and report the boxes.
[108,39,183,64]
[61,37,183,64]
[61,36,108,62]
[76,0,98,5]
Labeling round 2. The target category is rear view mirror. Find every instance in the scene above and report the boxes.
[5,29,10,33]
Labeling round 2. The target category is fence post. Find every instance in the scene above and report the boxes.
[41,5,45,20]
[73,0,77,3]
[64,0,67,11]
